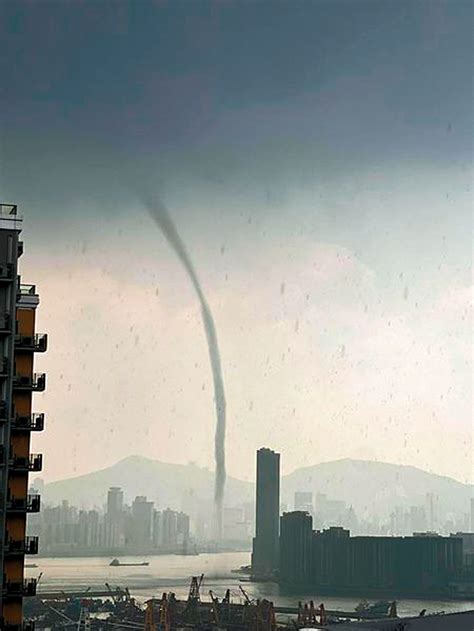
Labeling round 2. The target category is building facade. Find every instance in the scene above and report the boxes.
[279,514,464,596]
[251,448,280,575]
[280,511,313,584]
[0,204,46,629]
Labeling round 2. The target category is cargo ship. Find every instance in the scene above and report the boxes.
[109,558,149,567]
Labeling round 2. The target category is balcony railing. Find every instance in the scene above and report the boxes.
[0,264,14,282]
[18,284,36,296]
[9,453,43,472]
[0,357,9,377]
[6,494,41,513]
[28,494,41,512]
[3,578,37,597]
[0,204,18,216]
[13,373,46,392]
[12,413,44,432]
[5,536,39,555]
[0,314,12,334]
[15,333,48,353]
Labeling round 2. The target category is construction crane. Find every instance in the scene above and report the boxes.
[144,599,157,631]
[209,590,221,627]
[183,574,204,624]
[187,573,204,602]
[158,593,170,631]
[297,600,327,627]
[239,584,254,605]
[77,606,91,631]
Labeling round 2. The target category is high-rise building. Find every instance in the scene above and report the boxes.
[107,487,124,516]
[0,204,46,628]
[130,496,154,546]
[177,511,190,546]
[280,511,313,584]
[105,487,125,548]
[426,492,438,531]
[251,447,280,575]
[294,491,313,514]
[279,519,463,595]
[161,508,178,547]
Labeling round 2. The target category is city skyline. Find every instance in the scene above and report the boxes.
[0,0,472,626]
[32,453,473,540]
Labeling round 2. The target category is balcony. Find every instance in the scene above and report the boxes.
[12,413,44,432]
[28,494,41,512]
[13,373,46,392]
[9,453,43,472]
[0,313,12,335]
[0,264,14,283]
[7,494,41,513]
[3,578,37,597]
[0,204,18,216]
[0,357,9,378]
[17,284,39,309]
[5,536,39,556]
[15,333,48,353]
[18,284,36,297]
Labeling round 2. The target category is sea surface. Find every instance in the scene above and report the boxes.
[27,552,473,619]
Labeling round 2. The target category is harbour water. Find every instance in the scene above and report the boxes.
[28,552,473,618]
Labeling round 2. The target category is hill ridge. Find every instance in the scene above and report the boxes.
[39,455,472,523]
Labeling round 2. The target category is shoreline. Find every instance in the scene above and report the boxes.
[35,547,251,559]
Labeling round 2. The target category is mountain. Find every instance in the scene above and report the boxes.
[281,459,473,521]
[40,456,473,522]
[40,456,253,510]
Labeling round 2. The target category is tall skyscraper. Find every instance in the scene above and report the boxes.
[105,487,124,549]
[426,492,438,532]
[107,487,124,516]
[251,447,280,575]
[0,204,46,627]
[131,496,154,546]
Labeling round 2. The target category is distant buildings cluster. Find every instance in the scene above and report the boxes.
[290,490,472,537]
[28,487,191,554]
[251,447,474,598]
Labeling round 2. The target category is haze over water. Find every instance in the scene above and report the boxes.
[29,553,473,618]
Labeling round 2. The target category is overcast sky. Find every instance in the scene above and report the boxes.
[0,1,472,485]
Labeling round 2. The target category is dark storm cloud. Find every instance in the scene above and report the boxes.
[2,1,471,485]
[0,0,472,225]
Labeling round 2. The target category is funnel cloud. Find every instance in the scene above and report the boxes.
[143,195,226,532]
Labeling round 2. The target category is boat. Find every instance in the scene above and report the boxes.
[355,599,392,616]
[231,564,252,575]
[109,558,149,567]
